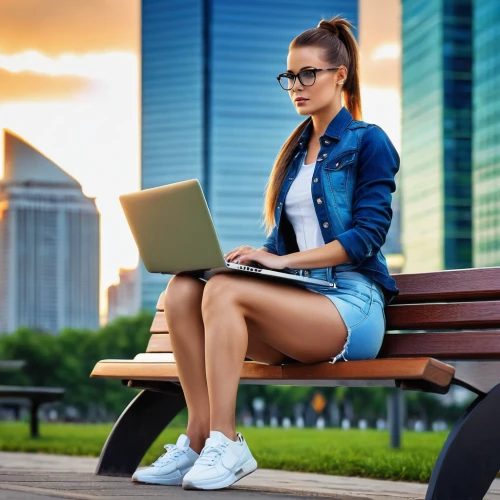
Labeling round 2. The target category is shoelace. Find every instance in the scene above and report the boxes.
[196,441,229,466]
[151,444,185,467]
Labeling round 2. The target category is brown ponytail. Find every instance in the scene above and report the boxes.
[315,16,362,121]
[262,15,361,236]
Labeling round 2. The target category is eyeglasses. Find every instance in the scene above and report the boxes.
[276,67,341,91]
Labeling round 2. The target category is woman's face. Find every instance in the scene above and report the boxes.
[285,46,345,116]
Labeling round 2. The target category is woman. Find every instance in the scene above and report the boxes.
[132,15,400,491]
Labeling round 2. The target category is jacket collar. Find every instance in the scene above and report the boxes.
[297,106,353,150]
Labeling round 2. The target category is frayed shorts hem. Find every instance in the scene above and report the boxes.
[301,270,386,363]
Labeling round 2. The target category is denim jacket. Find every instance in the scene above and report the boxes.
[262,106,400,305]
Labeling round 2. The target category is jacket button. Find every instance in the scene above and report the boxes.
[317,158,323,162]
[322,153,328,157]
[313,177,318,183]
[336,162,339,167]
[288,177,294,181]
[323,222,329,228]
[316,198,322,204]
[324,139,331,145]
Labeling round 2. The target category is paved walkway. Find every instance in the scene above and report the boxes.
[1,452,499,499]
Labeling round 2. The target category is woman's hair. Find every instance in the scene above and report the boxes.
[262,16,361,236]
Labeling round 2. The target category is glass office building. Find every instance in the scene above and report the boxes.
[140,0,359,311]
[401,0,472,273]
[473,0,500,267]
[0,131,100,334]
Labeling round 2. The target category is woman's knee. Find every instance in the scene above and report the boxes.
[164,275,204,318]
[201,274,240,317]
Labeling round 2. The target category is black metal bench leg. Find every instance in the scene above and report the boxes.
[426,382,500,500]
[95,386,186,477]
[30,401,40,438]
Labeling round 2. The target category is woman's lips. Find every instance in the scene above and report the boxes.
[295,99,309,106]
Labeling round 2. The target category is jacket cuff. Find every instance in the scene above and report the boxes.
[335,229,373,266]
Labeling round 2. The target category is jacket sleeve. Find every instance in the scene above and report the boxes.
[262,224,279,255]
[334,124,400,266]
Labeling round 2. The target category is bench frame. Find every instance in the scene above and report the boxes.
[91,267,500,500]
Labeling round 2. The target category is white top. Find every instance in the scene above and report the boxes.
[284,153,325,251]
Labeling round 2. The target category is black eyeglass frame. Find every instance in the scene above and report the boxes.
[276,67,341,91]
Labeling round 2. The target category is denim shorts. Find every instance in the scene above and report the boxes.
[297,268,386,364]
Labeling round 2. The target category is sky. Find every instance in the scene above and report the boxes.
[0,0,400,318]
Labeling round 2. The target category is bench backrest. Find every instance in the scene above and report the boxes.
[147,268,500,362]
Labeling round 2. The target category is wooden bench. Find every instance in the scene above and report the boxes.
[0,362,65,438]
[90,267,500,500]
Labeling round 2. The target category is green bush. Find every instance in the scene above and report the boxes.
[0,312,154,418]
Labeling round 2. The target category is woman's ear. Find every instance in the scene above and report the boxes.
[337,65,348,85]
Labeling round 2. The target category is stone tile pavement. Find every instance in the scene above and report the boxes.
[0,452,499,499]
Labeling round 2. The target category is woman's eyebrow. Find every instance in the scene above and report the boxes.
[286,66,314,73]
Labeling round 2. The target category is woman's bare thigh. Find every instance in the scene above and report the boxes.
[165,274,297,365]
[203,274,348,364]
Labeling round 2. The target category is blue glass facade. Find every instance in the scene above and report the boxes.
[443,0,473,268]
[140,0,205,310]
[401,0,472,273]
[140,0,358,311]
[473,0,500,266]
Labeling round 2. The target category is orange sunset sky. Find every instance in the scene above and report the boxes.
[0,0,400,317]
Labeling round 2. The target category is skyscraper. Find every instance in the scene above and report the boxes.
[401,0,472,273]
[140,0,358,311]
[473,0,500,267]
[106,267,140,323]
[0,130,100,334]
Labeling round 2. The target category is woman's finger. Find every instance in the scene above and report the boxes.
[225,246,255,262]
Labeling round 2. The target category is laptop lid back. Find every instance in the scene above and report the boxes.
[119,179,226,274]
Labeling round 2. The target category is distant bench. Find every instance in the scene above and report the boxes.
[0,361,64,438]
[91,267,500,500]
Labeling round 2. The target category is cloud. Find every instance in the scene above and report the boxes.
[0,0,139,55]
[0,50,137,79]
[0,70,89,101]
[0,51,137,101]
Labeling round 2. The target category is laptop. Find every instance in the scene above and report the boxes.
[119,179,335,288]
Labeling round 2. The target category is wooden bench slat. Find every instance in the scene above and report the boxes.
[155,268,500,309]
[393,267,500,303]
[156,291,166,311]
[90,360,282,381]
[153,302,500,335]
[386,301,500,330]
[0,385,65,402]
[378,331,500,359]
[281,358,454,387]
[143,331,500,359]
[91,357,454,389]
[147,334,172,352]
[151,311,169,333]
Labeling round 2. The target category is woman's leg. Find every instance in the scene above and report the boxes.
[165,274,298,450]
[164,275,210,454]
[201,274,348,440]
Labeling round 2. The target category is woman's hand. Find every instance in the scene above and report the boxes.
[224,246,288,270]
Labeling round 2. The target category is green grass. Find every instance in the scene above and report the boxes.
[0,422,448,482]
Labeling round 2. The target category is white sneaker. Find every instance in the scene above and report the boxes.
[132,434,199,485]
[182,430,258,490]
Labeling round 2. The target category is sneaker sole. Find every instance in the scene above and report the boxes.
[132,473,184,486]
[182,457,258,490]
